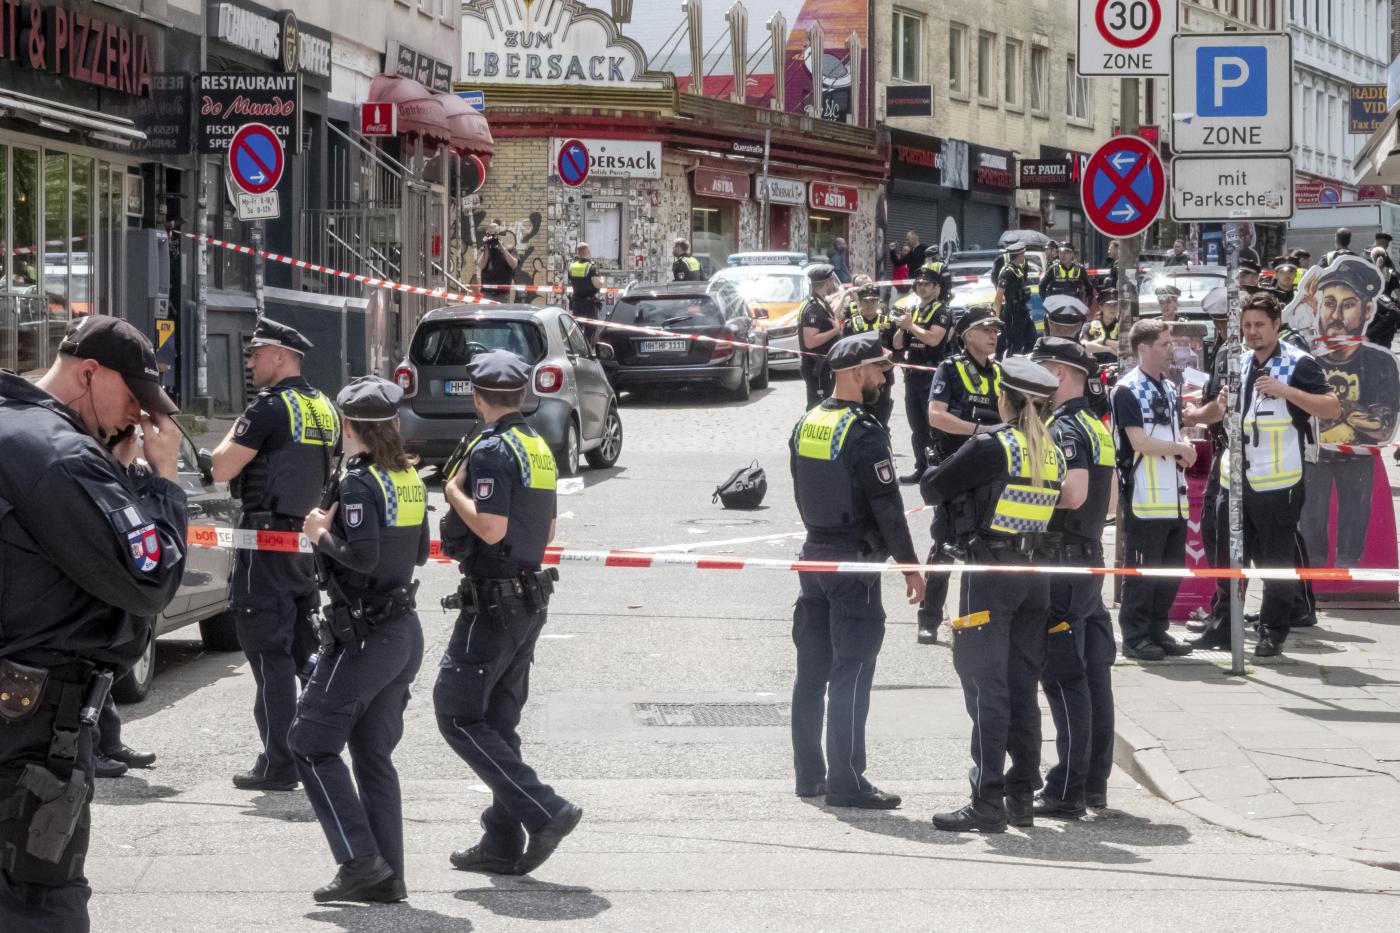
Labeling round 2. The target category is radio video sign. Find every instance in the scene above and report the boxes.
[1350,84,1387,134]
[196,72,301,153]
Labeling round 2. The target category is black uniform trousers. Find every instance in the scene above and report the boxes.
[1041,545,1116,804]
[791,550,886,797]
[1117,514,1187,650]
[434,591,568,857]
[288,614,424,879]
[1302,454,1374,568]
[96,695,122,757]
[916,513,953,635]
[903,370,935,473]
[1217,484,1308,639]
[230,546,320,782]
[800,356,834,408]
[1205,468,1316,630]
[998,311,1038,357]
[953,569,1048,805]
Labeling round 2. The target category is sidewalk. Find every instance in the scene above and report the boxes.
[1109,455,1400,870]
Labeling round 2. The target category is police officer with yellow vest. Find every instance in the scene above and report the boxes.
[672,238,704,281]
[1320,228,1357,268]
[566,243,605,336]
[1187,293,1338,657]
[1031,338,1117,816]
[1043,295,1110,419]
[892,267,953,481]
[789,332,924,809]
[842,281,896,426]
[436,350,581,876]
[290,377,429,904]
[211,318,341,792]
[995,244,1038,357]
[921,357,1066,833]
[1040,243,1094,307]
[916,309,1004,644]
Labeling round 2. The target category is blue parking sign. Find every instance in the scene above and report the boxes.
[1195,46,1268,117]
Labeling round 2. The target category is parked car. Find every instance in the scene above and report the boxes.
[709,252,809,371]
[945,249,1048,332]
[394,304,623,476]
[1138,265,1229,320]
[600,280,770,399]
[115,432,239,702]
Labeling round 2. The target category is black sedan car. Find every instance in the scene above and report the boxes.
[599,281,769,400]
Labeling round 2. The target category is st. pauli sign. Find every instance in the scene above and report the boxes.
[0,0,154,97]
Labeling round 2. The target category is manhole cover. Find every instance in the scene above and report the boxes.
[632,702,791,727]
[683,518,767,527]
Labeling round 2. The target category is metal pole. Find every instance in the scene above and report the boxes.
[1225,224,1246,675]
[195,157,209,398]
[760,128,771,249]
[1114,77,1141,599]
[252,221,265,318]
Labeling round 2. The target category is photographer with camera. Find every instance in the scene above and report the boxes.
[476,222,520,298]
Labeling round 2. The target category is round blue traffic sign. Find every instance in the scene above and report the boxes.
[1080,136,1165,239]
[557,138,589,188]
[228,123,285,196]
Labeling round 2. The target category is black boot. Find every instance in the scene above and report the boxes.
[450,842,522,875]
[1004,794,1034,828]
[517,803,584,874]
[94,752,129,779]
[916,622,939,645]
[933,800,1008,834]
[1033,793,1087,819]
[107,745,157,769]
[313,855,395,903]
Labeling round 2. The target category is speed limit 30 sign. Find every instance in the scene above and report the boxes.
[1078,0,1176,76]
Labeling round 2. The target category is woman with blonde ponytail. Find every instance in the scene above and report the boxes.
[919,357,1067,835]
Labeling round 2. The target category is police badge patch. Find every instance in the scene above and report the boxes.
[475,478,494,500]
[126,525,160,573]
[874,459,894,484]
[233,417,250,438]
[345,503,363,528]
[1062,441,1077,462]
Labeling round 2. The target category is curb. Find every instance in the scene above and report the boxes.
[1112,707,1400,872]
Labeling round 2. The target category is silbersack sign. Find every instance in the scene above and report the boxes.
[757,176,805,205]
[549,138,660,179]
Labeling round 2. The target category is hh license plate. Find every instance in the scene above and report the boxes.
[444,380,473,396]
[639,339,687,353]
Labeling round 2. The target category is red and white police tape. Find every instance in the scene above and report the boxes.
[185,526,1400,581]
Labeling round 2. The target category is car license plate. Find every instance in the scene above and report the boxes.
[444,380,473,396]
[639,339,687,353]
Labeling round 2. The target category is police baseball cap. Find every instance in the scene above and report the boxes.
[827,332,893,372]
[1154,284,1182,299]
[248,317,314,355]
[468,348,532,390]
[1201,285,1229,317]
[1238,257,1262,274]
[58,315,178,415]
[999,356,1059,399]
[1044,294,1088,325]
[806,263,837,284]
[1316,257,1384,302]
[336,375,403,421]
[1097,289,1120,304]
[1031,336,1097,377]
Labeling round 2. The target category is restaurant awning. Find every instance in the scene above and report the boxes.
[434,92,494,159]
[0,88,145,146]
[365,75,451,146]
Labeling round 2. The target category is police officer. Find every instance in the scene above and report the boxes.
[1270,256,1299,302]
[211,318,341,792]
[566,243,605,339]
[1040,243,1094,306]
[842,281,896,426]
[921,357,1066,833]
[1043,296,1109,419]
[1155,284,1182,322]
[789,333,925,808]
[1238,258,1263,296]
[1085,290,1121,348]
[436,350,581,876]
[995,244,1037,357]
[672,238,704,281]
[892,267,953,481]
[798,264,844,408]
[1111,320,1196,661]
[1320,228,1357,268]
[1031,338,1117,816]
[0,316,187,930]
[916,309,1003,644]
[287,377,429,904]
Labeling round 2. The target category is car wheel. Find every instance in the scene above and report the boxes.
[751,348,770,389]
[730,361,752,401]
[199,610,242,652]
[112,625,156,704]
[585,405,624,469]
[558,419,581,476]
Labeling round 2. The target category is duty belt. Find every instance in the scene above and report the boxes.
[240,511,304,533]
[967,535,1038,565]
[1037,537,1101,564]
[442,568,559,616]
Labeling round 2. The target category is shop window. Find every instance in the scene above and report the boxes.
[977,32,996,104]
[7,148,39,374]
[71,158,93,318]
[1029,46,1048,115]
[891,9,922,83]
[584,200,623,269]
[808,212,846,265]
[691,204,735,277]
[948,24,968,97]
[1004,39,1023,110]
[43,152,70,367]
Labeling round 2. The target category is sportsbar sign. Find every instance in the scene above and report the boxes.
[0,0,154,97]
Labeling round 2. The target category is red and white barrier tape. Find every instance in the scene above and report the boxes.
[186,526,1400,581]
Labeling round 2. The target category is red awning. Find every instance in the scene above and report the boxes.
[435,91,494,158]
[365,74,450,145]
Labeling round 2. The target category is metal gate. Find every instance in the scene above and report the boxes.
[887,195,940,258]
[962,202,1009,252]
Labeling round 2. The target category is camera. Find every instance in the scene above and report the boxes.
[484,235,500,248]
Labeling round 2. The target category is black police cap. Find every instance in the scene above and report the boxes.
[957,307,1004,336]
[249,317,314,355]
[336,375,403,421]
[468,348,532,390]
[1239,257,1261,274]
[827,331,893,372]
[1031,336,1097,377]
[1377,232,1393,244]
[806,264,837,284]
[1097,289,1120,304]
[1044,295,1088,324]
[856,283,881,300]
[913,266,943,285]
[59,315,179,415]
[1315,256,1384,302]
[999,356,1059,399]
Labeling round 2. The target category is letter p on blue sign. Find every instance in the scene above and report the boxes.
[1196,46,1268,117]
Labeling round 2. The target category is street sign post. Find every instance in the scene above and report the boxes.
[1080,135,1166,238]
[556,138,590,188]
[1078,0,1176,77]
[1171,33,1293,154]
[1169,155,1295,222]
[227,123,284,196]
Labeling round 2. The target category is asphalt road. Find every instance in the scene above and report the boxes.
[90,370,1400,931]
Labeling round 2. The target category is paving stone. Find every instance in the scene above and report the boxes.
[1246,750,1387,780]
[1182,765,1275,801]
[1213,792,1305,821]
[1273,775,1396,806]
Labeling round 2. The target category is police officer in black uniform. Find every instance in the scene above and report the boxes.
[672,238,704,281]
[789,333,925,808]
[892,267,953,482]
[797,264,844,408]
[995,244,1038,357]
[842,282,896,426]
[286,377,430,904]
[1040,243,1094,307]
[922,357,1066,833]
[1031,338,1117,816]
[436,350,581,877]
[566,243,605,343]
[1320,228,1357,268]
[211,319,341,792]
[0,316,187,931]
[916,309,1003,644]
[1043,295,1110,418]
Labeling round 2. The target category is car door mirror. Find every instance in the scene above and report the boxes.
[751,306,769,319]
[197,448,215,485]
[594,341,615,361]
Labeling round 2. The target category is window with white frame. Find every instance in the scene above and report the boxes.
[949,24,968,96]
[891,9,923,83]
[1066,55,1090,120]
[977,31,996,102]
[1004,39,1023,108]
[1029,45,1048,113]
